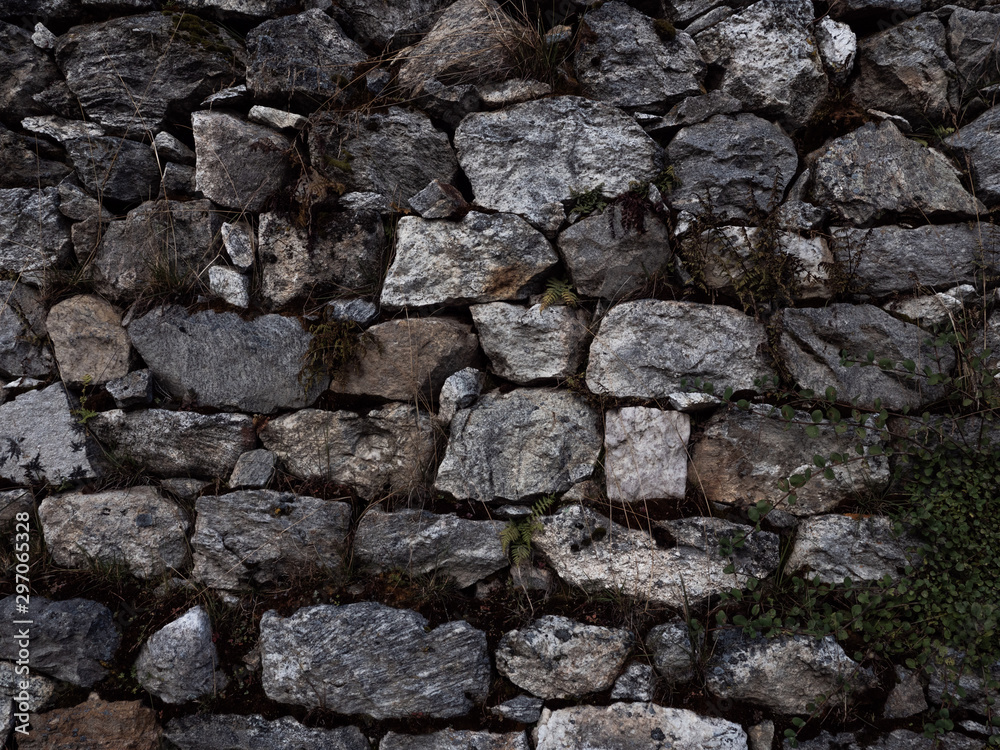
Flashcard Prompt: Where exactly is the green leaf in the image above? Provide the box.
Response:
[811,409,823,424]
[805,425,820,438]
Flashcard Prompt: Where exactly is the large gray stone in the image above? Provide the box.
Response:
[0,123,70,189]
[128,306,328,413]
[471,303,590,383]
[777,303,956,410]
[557,204,671,298]
[695,0,827,130]
[135,607,226,704]
[191,490,351,590]
[786,515,918,584]
[0,187,72,284]
[246,9,366,105]
[434,389,602,502]
[809,121,983,226]
[260,603,490,717]
[586,300,775,398]
[164,716,370,750]
[164,714,370,750]
[0,21,60,121]
[851,13,958,125]
[353,507,506,588]
[535,703,748,750]
[259,403,435,499]
[646,621,703,684]
[310,107,458,203]
[791,729,982,750]
[0,383,97,484]
[496,616,633,699]
[707,631,876,714]
[830,223,1000,297]
[337,0,448,48]
[91,199,222,300]
[381,213,558,308]
[382,730,528,750]
[0,281,54,380]
[64,136,161,204]
[604,407,690,502]
[257,210,384,309]
[0,596,119,687]
[534,505,779,606]
[46,295,130,385]
[575,2,704,113]
[946,105,1000,205]
[39,487,188,579]
[192,112,291,212]
[690,403,890,516]
[949,8,1000,95]
[395,0,532,97]
[455,96,662,232]
[55,12,244,135]
[330,317,480,401]
[87,409,255,480]
[667,114,798,222]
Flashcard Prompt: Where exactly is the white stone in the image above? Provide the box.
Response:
[208,266,250,308]
[221,221,255,271]
[816,17,856,84]
[21,116,104,142]
[249,105,307,131]
[604,407,690,501]
[31,23,57,50]
[884,292,964,327]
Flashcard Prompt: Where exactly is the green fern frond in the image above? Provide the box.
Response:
[540,279,579,312]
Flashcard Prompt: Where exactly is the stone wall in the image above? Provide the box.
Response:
[0,0,999,748]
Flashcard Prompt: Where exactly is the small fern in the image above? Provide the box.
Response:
[500,494,557,566]
[568,184,609,218]
[540,279,579,312]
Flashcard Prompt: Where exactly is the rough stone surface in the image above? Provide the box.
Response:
[128,306,327,413]
[575,2,704,113]
[192,490,351,590]
[809,121,983,226]
[408,179,469,219]
[471,303,590,383]
[884,666,929,719]
[439,367,485,424]
[222,221,255,271]
[0,21,59,121]
[653,90,743,130]
[0,187,72,283]
[260,403,435,499]
[14,694,159,750]
[192,112,291,212]
[88,409,255,479]
[327,298,379,326]
[777,303,957,410]
[331,317,479,401]
[354,507,506,588]
[707,632,876,715]
[455,96,662,232]
[54,12,244,134]
[690,403,890,516]
[586,300,775,398]
[695,0,827,129]
[382,213,558,308]
[611,662,656,701]
[92,199,221,300]
[310,108,458,203]
[135,607,226,704]
[257,210,384,309]
[260,603,490,717]
[786,515,917,584]
[926,651,1000,714]
[435,389,602,502]
[851,13,958,125]
[249,105,306,131]
[0,124,70,189]
[46,295,129,385]
[831,223,1000,297]
[395,0,532,97]
[64,136,161,204]
[0,281,54,380]
[647,621,702,684]
[535,703,749,750]
[949,8,1000,94]
[40,487,188,578]
[246,9,365,105]
[604,407,690,501]
[104,369,152,408]
[164,714,370,750]
[496,616,633,699]
[0,596,120,687]
[791,729,982,750]
[946,105,1000,205]
[557,206,671,298]
[229,449,277,488]
[208,266,250,308]
[534,505,779,606]
[0,383,97,484]
[491,696,544,724]
[383,731,528,750]
[816,17,856,84]
[337,0,448,49]
[667,114,798,222]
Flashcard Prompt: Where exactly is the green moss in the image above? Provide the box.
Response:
[653,18,676,43]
